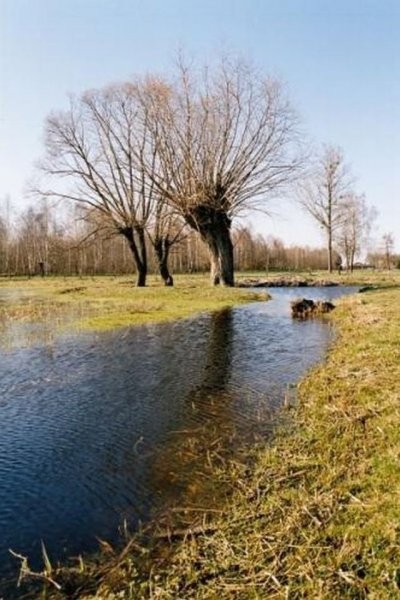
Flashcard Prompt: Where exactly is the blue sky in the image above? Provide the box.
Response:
[1,0,399,250]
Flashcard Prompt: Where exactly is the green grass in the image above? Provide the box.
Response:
[28,282,400,599]
[1,270,398,336]
[0,274,267,335]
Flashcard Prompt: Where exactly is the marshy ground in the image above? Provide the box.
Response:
[0,274,267,338]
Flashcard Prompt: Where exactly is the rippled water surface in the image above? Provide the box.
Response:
[0,286,358,594]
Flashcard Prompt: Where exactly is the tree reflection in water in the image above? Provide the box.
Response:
[148,309,244,517]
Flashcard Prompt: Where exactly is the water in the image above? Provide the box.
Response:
[0,286,357,595]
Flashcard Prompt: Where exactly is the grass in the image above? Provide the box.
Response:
[0,269,397,336]
[0,274,267,336]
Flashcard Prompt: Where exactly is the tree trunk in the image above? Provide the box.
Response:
[350,249,355,273]
[185,205,234,287]
[209,251,221,285]
[207,237,221,285]
[215,226,234,286]
[136,265,147,287]
[120,226,147,287]
[327,229,333,273]
[154,237,174,286]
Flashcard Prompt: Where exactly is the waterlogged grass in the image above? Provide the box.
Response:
[81,287,266,331]
[30,284,400,599]
[0,275,267,336]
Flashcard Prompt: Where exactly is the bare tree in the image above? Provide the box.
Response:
[337,194,377,272]
[0,196,13,276]
[382,232,395,269]
[146,198,187,286]
[4,196,364,276]
[11,201,55,276]
[39,85,160,286]
[298,146,352,273]
[137,59,302,286]
[0,215,8,274]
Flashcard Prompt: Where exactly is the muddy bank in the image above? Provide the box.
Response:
[237,277,340,288]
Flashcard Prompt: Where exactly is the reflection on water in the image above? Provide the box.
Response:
[0,286,358,594]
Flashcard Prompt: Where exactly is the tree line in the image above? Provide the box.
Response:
[0,198,397,278]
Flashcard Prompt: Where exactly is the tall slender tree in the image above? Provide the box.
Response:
[298,146,352,272]
[382,232,395,269]
[337,193,376,271]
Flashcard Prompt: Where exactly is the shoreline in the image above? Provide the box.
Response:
[237,277,341,287]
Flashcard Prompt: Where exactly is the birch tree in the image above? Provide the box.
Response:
[298,146,352,273]
[337,194,376,271]
[382,232,395,269]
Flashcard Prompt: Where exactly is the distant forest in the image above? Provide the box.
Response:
[0,200,397,278]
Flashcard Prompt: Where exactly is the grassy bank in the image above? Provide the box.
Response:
[0,275,266,335]
[31,283,400,599]
[235,268,400,287]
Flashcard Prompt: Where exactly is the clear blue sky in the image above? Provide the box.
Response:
[1,0,399,251]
